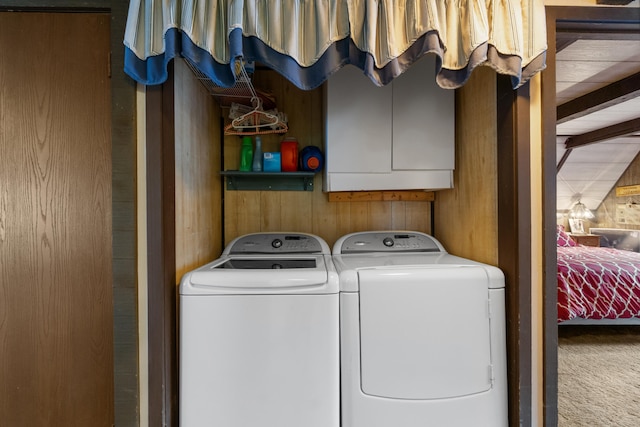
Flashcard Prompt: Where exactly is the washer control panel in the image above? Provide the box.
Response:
[227,233,326,254]
[336,232,444,254]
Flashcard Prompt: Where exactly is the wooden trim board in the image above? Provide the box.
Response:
[328,191,435,202]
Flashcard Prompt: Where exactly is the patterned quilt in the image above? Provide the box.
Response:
[557,245,640,322]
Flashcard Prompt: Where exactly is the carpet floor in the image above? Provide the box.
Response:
[558,326,640,427]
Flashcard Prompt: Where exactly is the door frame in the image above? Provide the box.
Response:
[495,75,533,426]
[542,6,640,427]
[145,65,178,427]
[143,26,548,427]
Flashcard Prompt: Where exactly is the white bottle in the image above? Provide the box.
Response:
[252,136,263,172]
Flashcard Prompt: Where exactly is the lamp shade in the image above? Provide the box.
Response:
[569,201,594,220]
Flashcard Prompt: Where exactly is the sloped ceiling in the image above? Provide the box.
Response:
[555,38,640,212]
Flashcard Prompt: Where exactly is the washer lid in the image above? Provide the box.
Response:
[180,254,338,295]
[214,258,318,269]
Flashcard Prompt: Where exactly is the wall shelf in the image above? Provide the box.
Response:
[221,171,315,191]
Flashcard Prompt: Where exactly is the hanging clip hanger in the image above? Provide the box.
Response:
[224,59,288,136]
[224,97,288,135]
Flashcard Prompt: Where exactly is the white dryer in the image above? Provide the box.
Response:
[333,231,508,427]
[179,232,339,427]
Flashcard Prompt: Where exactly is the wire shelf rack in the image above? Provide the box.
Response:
[184,58,277,110]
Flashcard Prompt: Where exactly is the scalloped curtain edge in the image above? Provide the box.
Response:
[123,1,547,90]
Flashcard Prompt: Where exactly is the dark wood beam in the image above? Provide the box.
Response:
[556,38,577,54]
[556,19,640,41]
[543,10,560,427]
[146,64,178,427]
[556,148,573,174]
[497,75,532,427]
[565,117,640,149]
[558,72,640,123]
[596,0,635,4]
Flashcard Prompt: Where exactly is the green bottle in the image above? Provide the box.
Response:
[239,137,253,171]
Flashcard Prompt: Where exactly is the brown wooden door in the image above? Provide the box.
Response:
[0,12,114,426]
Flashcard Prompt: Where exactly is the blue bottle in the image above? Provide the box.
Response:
[299,146,324,172]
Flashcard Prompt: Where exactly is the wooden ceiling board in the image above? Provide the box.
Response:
[559,164,632,181]
[557,99,640,134]
[556,39,640,62]
[556,39,640,100]
[557,179,620,197]
[557,180,621,210]
[556,82,603,104]
[563,138,640,163]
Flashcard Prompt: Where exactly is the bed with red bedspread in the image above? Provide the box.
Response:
[557,225,640,322]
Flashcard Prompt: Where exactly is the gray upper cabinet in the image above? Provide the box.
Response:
[324,55,455,192]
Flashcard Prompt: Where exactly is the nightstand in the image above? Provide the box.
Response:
[569,234,601,247]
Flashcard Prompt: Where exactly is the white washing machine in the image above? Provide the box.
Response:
[333,231,508,427]
[179,232,339,427]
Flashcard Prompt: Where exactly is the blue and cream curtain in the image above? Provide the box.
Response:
[124,0,547,90]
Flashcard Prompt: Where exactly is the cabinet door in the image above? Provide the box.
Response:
[392,55,455,170]
[326,66,392,173]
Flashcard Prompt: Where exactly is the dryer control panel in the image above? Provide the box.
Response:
[335,231,445,254]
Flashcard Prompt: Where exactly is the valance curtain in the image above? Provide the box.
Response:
[124,0,547,90]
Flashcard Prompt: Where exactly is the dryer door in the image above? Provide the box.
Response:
[358,266,493,399]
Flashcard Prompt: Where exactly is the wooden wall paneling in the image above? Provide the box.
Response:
[405,201,432,234]
[435,67,498,265]
[596,152,640,228]
[391,201,408,229]
[236,192,262,235]
[308,77,334,240]
[174,59,223,279]
[308,79,325,149]
[260,191,283,231]
[369,201,393,230]
[333,202,354,244]
[0,12,114,425]
[349,201,370,232]
[263,69,316,234]
[311,176,338,242]
[223,134,240,244]
[281,190,315,233]
[222,69,433,248]
[224,135,242,172]
[261,69,318,145]
[223,191,240,243]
